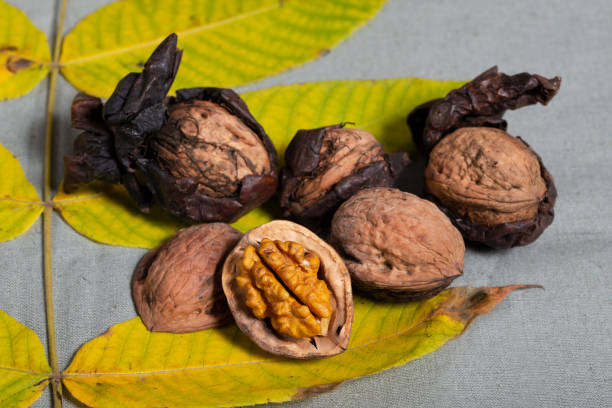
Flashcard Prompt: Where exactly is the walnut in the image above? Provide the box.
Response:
[132,223,242,333]
[235,239,332,338]
[64,33,278,223]
[424,128,556,248]
[222,220,352,358]
[426,127,547,225]
[152,100,272,198]
[330,187,464,300]
[279,124,409,225]
[407,67,559,248]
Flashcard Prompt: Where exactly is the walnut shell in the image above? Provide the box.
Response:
[279,124,409,225]
[425,127,556,248]
[222,220,353,359]
[330,187,464,300]
[132,223,242,333]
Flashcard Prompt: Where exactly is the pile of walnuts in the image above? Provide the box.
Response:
[64,35,560,358]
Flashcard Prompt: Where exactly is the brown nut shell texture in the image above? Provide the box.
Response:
[331,187,464,300]
[426,128,556,248]
[132,223,242,333]
[280,124,409,223]
[222,220,353,359]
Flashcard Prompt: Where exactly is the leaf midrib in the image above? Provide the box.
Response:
[0,365,49,377]
[60,2,284,66]
[63,307,460,379]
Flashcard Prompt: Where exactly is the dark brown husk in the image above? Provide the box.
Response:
[279,124,409,226]
[64,34,278,223]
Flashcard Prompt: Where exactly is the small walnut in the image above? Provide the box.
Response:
[222,220,353,358]
[330,187,464,300]
[236,239,332,338]
[426,127,547,226]
[280,124,409,225]
[132,223,242,333]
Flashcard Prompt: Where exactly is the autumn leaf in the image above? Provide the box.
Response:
[54,77,462,248]
[0,143,44,242]
[53,181,189,249]
[60,0,388,98]
[0,309,52,407]
[62,285,539,408]
[0,0,51,99]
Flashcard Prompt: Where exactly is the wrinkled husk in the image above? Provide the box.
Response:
[279,124,409,226]
[222,220,353,359]
[407,66,561,153]
[64,34,278,223]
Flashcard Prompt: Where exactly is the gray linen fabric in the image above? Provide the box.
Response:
[1,0,610,407]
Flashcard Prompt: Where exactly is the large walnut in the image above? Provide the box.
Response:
[426,127,547,226]
[407,67,560,248]
[279,124,409,225]
[330,187,464,300]
[222,220,353,359]
[132,223,242,333]
[64,34,278,223]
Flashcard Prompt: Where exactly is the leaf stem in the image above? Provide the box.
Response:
[44,0,68,406]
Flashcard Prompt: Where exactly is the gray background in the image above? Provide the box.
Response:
[1,0,611,407]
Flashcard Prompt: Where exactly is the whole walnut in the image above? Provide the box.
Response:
[279,124,409,225]
[132,223,242,333]
[64,34,278,223]
[330,187,464,300]
[407,66,560,248]
[222,220,353,359]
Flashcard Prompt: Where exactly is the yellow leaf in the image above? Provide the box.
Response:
[55,77,461,248]
[60,0,388,98]
[242,77,465,158]
[0,309,51,407]
[0,143,44,242]
[53,181,189,249]
[0,0,51,99]
[62,285,536,408]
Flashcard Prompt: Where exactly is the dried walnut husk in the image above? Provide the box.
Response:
[331,187,464,300]
[222,220,353,359]
[279,124,409,224]
[407,66,560,248]
[407,66,561,153]
[132,223,242,333]
[64,34,278,223]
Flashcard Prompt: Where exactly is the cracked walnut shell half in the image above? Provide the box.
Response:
[331,188,464,300]
[132,223,242,333]
[222,220,353,359]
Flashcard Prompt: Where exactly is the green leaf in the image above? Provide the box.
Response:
[62,285,537,408]
[0,309,51,407]
[55,77,461,248]
[0,143,44,242]
[0,0,51,99]
[60,0,388,98]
